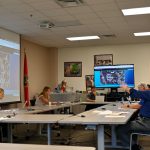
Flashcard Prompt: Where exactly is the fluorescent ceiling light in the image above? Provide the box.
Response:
[66,36,100,41]
[122,7,150,16]
[134,32,150,36]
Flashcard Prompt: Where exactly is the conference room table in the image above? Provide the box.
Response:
[81,101,111,105]
[0,101,111,116]
[0,101,109,117]
[0,143,95,150]
[1,114,72,145]
[59,103,137,150]
[0,101,81,115]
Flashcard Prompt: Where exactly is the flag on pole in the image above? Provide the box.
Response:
[24,52,29,107]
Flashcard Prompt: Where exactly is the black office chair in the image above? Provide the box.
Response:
[0,126,3,142]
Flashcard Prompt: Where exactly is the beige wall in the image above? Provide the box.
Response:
[21,39,58,101]
[58,43,150,91]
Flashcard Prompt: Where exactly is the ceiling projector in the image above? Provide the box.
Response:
[39,21,55,29]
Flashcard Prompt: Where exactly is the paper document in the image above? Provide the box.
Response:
[111,111,129,116]
[92,110,112,115]
[92,110,129,116]
[0,117,11,121]
[105,115,126,118]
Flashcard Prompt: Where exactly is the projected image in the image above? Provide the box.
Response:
[0,28,20,104]
[0,52,10,88]
[0,49,20,103]
[100,70,125,85]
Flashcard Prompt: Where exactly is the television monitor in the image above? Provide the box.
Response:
[94,64,135,88]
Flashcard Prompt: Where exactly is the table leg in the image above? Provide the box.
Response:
[7,123,13,143]
[97,125,104,150]
[37,124,42,135]
[111,125,117,147]
[47,123,51,145]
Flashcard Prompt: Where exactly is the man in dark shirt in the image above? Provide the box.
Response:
[117,86,150,148]
[85,86,98,111]
[87,86,96,101]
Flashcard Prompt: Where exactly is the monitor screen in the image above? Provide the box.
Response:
[94,64,135,88]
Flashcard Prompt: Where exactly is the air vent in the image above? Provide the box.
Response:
[55,0,84,7]
[101,34,116,38]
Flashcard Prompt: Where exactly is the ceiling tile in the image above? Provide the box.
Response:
[73,12,98,20]
[85,0,115,5]
[116,0,147,9]
[90,3,119,12]
[40,9,68,17]
[79,18,104,25]
[50,14,76,22]
[65,6,93,15]
[102,17,126,23]
[27,1,61,9]
[96,10,123,18]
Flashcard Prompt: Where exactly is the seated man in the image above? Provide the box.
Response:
[138,83,147,91]
[116,85,150,149]
[87,86,96,102]
[85,86,100,111]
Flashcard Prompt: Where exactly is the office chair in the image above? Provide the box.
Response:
[130,132,150,150]
[0,126,3,142]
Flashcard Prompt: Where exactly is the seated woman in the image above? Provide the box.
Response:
[36,86,51,106]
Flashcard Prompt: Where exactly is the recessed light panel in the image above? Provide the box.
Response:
[122,7,150,16]
[134,32,150,36]
[66,36,100,41]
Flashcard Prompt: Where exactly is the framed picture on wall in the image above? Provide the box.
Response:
[94,54,113,66]
[85,75,94,91]
[64,62,82,77]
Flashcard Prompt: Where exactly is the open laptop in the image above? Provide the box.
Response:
[95,95,105,102]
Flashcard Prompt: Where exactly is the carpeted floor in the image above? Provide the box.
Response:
[12,125,150,150]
